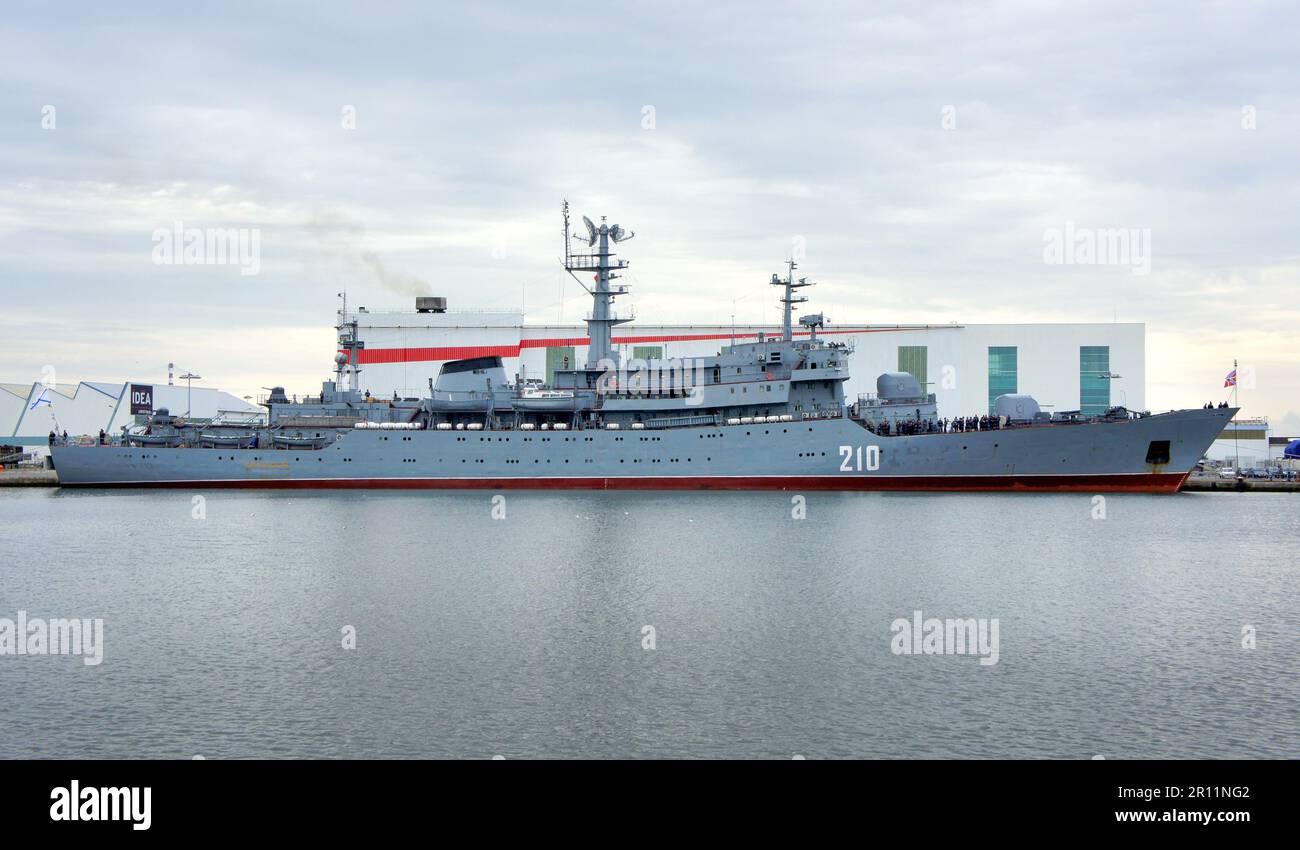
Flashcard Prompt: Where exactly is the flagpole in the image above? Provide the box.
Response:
[1233,358,1239,474]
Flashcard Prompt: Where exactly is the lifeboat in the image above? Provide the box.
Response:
[127,433,181,448]
[511,389,595,413]
[199,433,258,449]
[272,434,331,449]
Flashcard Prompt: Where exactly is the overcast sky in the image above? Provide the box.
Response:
[2,1,1297,427]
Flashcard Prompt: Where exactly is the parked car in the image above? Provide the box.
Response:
[1218,467,1237,479]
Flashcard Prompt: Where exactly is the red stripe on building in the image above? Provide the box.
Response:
[347,327,933,365]
[519,337,590,348]
[349,345,522,365]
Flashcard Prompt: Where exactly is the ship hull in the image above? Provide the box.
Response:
[56,472,1189,492]
[50,407,1231,493]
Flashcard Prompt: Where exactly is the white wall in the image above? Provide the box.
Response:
[350,310,523,398]
[954,324,1145,416]
[1205,438,1273,466]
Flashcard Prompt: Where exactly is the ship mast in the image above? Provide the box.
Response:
[562,200,635,369]
[335,291,362,394]
[772,258,813,342]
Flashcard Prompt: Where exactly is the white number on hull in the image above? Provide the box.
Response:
[838,445,881,472]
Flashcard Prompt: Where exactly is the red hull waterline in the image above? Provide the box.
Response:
[67,472,1192,493]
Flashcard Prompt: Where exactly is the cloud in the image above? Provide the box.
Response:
[0,0,1296,419]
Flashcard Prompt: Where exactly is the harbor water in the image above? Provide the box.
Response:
[1,488,1295,759]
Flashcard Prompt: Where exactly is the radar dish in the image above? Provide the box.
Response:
[582,216,597,247]
[610,224,635,242]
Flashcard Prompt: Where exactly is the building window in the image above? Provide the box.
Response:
[632,345,663,362]
[897,345,928,388]
[1080,345,1111,415]
[987,346,1018,414]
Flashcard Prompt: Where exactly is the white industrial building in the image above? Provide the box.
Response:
[343,304,1146,421]
[1,381,260,453]
[1204,419,1295,466]
[1,304,1151,454]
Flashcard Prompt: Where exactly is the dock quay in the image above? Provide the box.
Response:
[1183,472,1300,492]
[0,468,59,486]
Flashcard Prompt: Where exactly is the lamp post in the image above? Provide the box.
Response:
[179,372,201,417]
[730,293,750,350]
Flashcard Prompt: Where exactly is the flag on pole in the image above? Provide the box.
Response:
[1224,368,1237,388]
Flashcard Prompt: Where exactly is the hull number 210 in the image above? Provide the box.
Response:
[838,445,881,472]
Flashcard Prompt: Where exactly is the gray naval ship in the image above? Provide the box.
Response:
[52,204,1232,492]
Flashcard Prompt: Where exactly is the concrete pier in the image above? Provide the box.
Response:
[0,469,59,486]
[1183,473,1300,492]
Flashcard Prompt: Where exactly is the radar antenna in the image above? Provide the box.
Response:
[560,202,635,369]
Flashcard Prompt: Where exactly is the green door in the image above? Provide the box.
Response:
[546,346,576,384]
[897,346,928,387]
